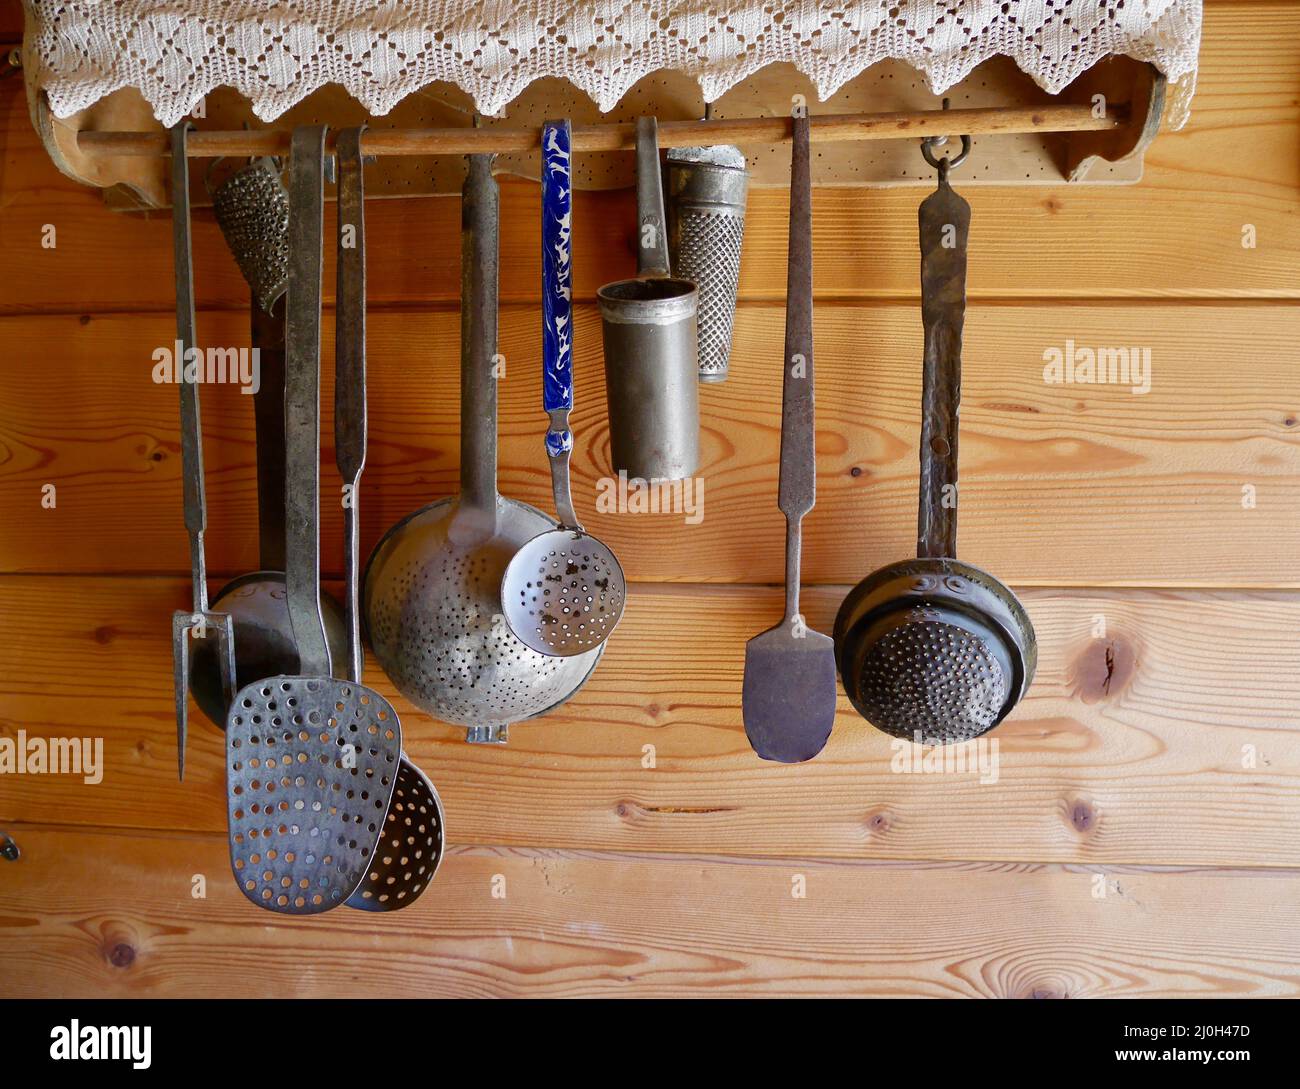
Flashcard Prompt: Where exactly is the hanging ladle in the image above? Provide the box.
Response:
[833,130,1036,744]
[502,119,626,657]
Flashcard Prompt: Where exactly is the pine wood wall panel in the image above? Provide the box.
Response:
[3,828,1298,998]
[0,305,1293,584]
[2,578,1297,868]
[0,0,1297,1000]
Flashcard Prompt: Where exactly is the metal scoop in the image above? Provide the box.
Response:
[741,113,838,764]
[598,116,700,482]
[170,121,236,781]
[330,128,445,911]
[363,153,603,745]
[225,125,401,915]
[189,153,346,729]
[502,119,626,658]
[833,137,1036,745]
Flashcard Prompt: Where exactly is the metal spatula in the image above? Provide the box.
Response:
[741,113,838,764]
[225,125,401,915]
[170,121,236,782]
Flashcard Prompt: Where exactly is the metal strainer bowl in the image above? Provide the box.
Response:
[363,153,602,743]
[834,558,1034,744]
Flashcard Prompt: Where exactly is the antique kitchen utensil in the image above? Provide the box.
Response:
[225,125,401,915]
[741,113,837,765]
[834,135,1036,745]
[190,153,346,728]
[666,120,748,383]
[502,119,626,658]
[170,120,236,781]
[598,116,700,481]
[333,128,445,912]
[364,152,602,745]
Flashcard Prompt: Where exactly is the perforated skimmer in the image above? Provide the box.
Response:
[333,128,444,912]
[225,126,401,915]
[833,139,1035,745]
[502,119,625,658]
[363,153,603,744]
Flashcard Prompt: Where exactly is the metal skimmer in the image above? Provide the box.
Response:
[225,126,400,915]
[833,135,1036,745]
[170,121,235,781]
[332,128,445,911]
[364,153,602,744]
[503,119,626,658]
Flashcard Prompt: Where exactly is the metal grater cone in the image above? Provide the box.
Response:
[211,158,290,314]
[667,145,748,383]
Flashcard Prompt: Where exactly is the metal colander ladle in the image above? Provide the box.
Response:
[502,119,626,658]
[225,126,401,915]
[833,136,1036,746]
[363,152,603,744]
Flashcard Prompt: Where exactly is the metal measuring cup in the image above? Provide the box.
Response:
[598,117,700,482]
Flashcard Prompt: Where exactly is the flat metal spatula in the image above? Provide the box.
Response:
[741,113,837,764]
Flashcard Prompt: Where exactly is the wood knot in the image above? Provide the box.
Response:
[866,809,891,835]
[1069,799,1097,834]
[108,942,136,968]
[1072,636,1136,704]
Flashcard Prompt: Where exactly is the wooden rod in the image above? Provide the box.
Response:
[77,104,1123,159]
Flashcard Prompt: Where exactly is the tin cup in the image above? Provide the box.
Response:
[598,117,700,482]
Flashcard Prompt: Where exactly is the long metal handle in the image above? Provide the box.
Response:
[459,153,500,516]
[335,126,367,685]
[284,124,331,678]
[541,119,580,530]
[251,301,287,572]
[171,122,211,614]
[778,113,815,621]
[916,164,970,560]
[634,116,671,278]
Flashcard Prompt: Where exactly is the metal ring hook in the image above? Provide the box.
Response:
[920,97,971,174]
[921,132,971,172]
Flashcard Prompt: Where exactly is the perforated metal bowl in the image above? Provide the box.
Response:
[833,558,1035,744]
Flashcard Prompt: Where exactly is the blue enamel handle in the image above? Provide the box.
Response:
[541,119,573,456]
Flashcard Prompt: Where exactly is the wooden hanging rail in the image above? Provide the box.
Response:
[76,104,1123,160]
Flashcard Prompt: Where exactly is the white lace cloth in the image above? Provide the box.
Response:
[25,1,1201,127]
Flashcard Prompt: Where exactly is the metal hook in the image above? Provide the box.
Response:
[920,98,972,174]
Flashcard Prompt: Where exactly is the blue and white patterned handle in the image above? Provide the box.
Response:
[541,119,574,458]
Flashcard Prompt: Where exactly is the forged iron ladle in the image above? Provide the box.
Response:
[833,133,1036,745]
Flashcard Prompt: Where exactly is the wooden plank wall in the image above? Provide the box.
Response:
[0,2,1298,998]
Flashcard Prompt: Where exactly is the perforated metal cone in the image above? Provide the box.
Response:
[502,529,625,657]
[346,755,444,912]
[667,147,747,382]
[226,675,402,914]
[852,614,1008,744]
[212,159,290,313]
